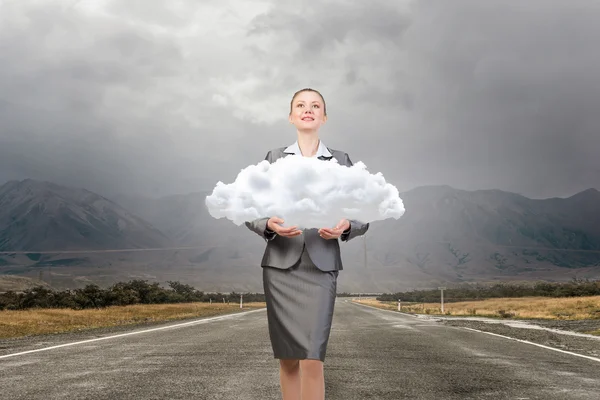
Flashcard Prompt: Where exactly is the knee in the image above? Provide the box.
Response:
[299,359,323,378]
[279,359,300,373]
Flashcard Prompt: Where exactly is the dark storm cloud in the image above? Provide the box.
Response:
[243,0,600,198]
[247,0,410,56]
[0,0,242,197]
[403,0,600,198]
[0,0,598,199]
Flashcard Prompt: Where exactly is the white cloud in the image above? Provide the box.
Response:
[204,155,405,229]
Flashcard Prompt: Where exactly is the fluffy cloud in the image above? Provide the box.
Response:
[205,156,405,229]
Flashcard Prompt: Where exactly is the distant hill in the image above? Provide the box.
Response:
[0,179,171,251]
[1,179,599,292]
[112,185,600,291]
[362,185,600,284]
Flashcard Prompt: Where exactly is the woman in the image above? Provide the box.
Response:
[245,88,369,400]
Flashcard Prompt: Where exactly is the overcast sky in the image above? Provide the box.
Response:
[1,0,599,200]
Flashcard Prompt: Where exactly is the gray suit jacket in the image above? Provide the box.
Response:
[245,146,370,271]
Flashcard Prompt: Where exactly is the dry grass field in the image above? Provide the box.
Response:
[353,296,600,320]
[0,302,266,339]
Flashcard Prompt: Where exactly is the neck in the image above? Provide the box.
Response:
[297,133,320,157]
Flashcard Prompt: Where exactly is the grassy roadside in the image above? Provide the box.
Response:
[352,296,600,335]
[0,302,266,339]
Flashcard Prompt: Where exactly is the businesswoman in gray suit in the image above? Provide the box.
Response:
[245,88,369,400]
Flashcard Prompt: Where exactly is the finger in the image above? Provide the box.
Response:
[319,231,333,239]
[279,226,299,233]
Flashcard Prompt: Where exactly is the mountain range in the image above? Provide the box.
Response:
[1,179,599,293]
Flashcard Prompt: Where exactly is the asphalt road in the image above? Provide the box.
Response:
[1,300,599,399]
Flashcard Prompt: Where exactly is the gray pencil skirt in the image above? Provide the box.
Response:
[262,245,339,362]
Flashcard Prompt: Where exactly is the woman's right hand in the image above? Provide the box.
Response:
[267,216,303,237]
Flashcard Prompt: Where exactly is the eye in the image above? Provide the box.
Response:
[313,104,320,108]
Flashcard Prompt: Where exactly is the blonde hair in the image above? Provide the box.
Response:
[289,88,327,116]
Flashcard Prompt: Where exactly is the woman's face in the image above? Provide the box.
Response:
[289,90,327,131]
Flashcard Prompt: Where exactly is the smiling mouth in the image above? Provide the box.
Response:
[302,118,314,121]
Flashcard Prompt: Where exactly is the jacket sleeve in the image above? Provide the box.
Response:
[245,217,277,242]
[244,151,277,242]
[340,152,370,242]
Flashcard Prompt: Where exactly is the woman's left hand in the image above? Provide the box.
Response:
[318,218,350,240]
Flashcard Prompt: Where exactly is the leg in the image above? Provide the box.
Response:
[300,359,325,400]
[279,359,301,400]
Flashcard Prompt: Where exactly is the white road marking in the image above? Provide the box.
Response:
[0,308,265,360]
[350,300,600,363]
[460,327,600,363]
[423,316,600,341]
